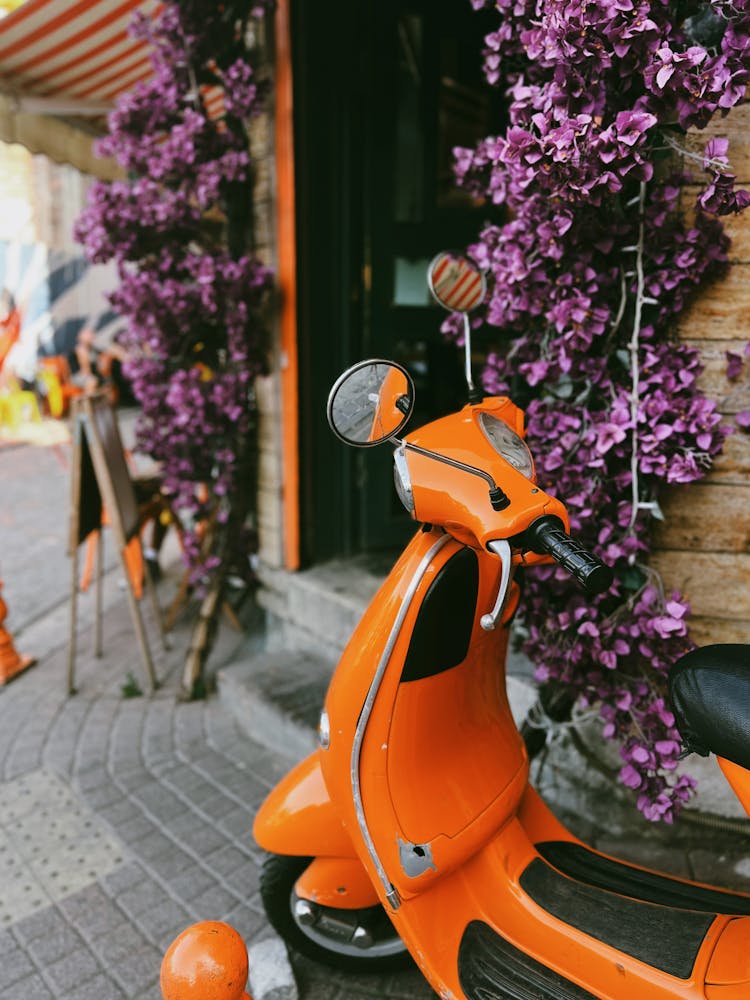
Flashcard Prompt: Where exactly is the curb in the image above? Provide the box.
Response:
[248,936,299,1000]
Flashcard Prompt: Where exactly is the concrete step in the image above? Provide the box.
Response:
[217,649,329,761]
[256,555,395,662]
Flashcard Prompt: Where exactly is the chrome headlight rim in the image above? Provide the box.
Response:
[478,412,534,478]
[393,445,415,515]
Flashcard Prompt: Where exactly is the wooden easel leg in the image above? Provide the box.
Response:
[95,529,103,657]
[122,564,158,694]
[68,546,79,696]
[143,550,170,652]
[164,572,191,632]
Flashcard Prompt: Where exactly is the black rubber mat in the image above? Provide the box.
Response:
[537,840,750,914]
[458,920,598,1000]
[520,858,714,979]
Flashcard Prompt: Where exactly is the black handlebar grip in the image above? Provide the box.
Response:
[524,516,614,595]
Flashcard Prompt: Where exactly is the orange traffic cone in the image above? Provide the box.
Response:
[161,921,252,1000]
[0,580,35,686]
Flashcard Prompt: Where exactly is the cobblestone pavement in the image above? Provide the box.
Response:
[0,593,435,1000]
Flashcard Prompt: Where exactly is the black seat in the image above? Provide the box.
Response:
[669,644,750,768]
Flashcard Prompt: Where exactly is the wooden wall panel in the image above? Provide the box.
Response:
[708,429,750,484]
[650,552,750,620]
[689,616,750,646]
[676,265,750,342]
[654,483,750,552]
[684,105,750,182]
[681,338,750,414]
[657,105,750,643]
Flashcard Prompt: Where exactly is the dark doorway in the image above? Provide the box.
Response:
[292,0,496,565]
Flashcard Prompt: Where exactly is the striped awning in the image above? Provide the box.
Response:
[0,0,223,120]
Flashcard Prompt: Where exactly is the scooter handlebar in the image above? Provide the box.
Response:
[523,516,613,595]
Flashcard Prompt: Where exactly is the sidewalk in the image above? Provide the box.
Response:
[0,561,435,1000]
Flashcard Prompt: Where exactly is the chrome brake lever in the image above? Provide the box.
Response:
[480,539,513,631]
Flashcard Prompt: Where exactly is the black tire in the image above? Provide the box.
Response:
[259,853,412,972]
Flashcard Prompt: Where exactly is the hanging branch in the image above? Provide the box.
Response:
[452,0,749,821]
[75,1,274,698]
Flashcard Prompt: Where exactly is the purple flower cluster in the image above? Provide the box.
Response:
[455,0,750,818]
[75,1,273,591]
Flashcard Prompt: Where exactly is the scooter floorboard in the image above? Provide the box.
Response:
[457,836,750,999]
[520,857,713,978]
[537,840,750,915]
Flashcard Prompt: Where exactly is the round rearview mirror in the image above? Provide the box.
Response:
[327,360,414,448]
[428,251,486,314]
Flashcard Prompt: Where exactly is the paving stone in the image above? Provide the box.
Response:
[134,982,163,1000]
[10,905,69,945]
[102,862,148,897]
[192,789,240,821]
[163,864,219,904]
[60,886,129,940]
[115,814,157,845]
[131,784,186,823]
[141,847,195,883]
[223,860,261,900]
[128,829,176,862]
[203,844,254,879]
[0,947,37,992]
[188,883,242,918]
[44,946,103,995]
[82,783,127,810]
[97,798,146,828]
[175,821,230,856]
[109,941,162,998]
[0,927,17,954]
[132,899,191,943]
[73,766,111,794]
[222,902,267,944]
[691,848,750,892]
[161,766,212,798]
[113,770,152,794]
[89,923,151,968]
[218,806,255,840]
[2,972,54,1000]
[116,878,172,919]
[25,921,85,965]
[59,972,127,1000]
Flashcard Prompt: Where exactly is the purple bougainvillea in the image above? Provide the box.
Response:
[75,2,273,597]
[455,0,750,820]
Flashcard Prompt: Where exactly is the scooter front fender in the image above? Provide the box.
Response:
[253,751,357,858]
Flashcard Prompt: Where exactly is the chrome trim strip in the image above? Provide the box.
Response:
[350,531,452,910]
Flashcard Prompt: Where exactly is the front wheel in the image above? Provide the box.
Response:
[259,853,411,972]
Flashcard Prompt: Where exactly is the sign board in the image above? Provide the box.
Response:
[69,393,139,555]
[67,392,162,695]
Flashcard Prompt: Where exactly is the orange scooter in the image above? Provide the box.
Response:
[254,252,750,999]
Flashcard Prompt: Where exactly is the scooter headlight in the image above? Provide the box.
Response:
[393,445,415,515]
[479,413,534,478]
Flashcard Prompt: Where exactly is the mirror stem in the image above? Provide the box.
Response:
[463,313,475,394]
[463,314,483,404]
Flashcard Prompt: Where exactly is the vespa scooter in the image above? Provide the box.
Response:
[254,251,750,999]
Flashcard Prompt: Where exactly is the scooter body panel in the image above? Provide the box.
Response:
[717,756,750,819]
[319,526,530,901]
[253,751,355,859]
